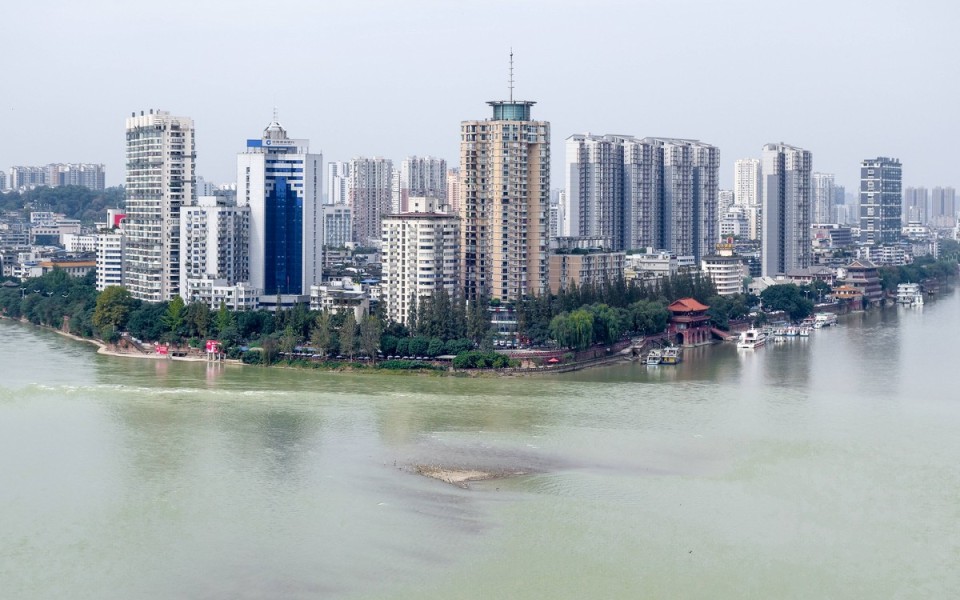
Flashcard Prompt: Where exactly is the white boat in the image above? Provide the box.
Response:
[646,349,663,365]
[737,329,768,349]
[896,283,924,306]
[814,312,838,328]
[798,327,811,337]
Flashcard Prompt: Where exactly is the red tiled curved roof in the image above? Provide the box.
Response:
[668,297,709,312]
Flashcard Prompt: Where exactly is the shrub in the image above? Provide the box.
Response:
[378,359,439,370]
[452,350,518,369]
[241,349,262,365]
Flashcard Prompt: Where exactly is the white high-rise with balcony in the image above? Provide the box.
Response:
[812,173,836,225]
[381,207,460,326]
[326,161,351,206]
[123,110,195,302]
[734,158,762,240]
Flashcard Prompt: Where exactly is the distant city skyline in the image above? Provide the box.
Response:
[1,1,957,193]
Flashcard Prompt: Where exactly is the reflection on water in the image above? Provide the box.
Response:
[2,291,960,599]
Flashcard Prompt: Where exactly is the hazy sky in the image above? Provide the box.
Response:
[2,0,956,192]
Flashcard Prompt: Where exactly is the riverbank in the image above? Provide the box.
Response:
[0,316,222,364]
[1,315,654,375]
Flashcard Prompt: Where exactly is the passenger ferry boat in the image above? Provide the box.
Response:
[737,329,768,349]
[646,349,663,365]
[661,347,683,364]
[813,312,838,328]
[896,283,924,306]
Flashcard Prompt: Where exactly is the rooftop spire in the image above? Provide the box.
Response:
[509,48,514,102]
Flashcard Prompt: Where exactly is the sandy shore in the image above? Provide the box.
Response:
[414,465,527,488]
[50,328,214,362]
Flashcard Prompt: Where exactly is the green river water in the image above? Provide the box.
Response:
[1,291,959,599]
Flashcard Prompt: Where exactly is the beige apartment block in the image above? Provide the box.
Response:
[548,251,625,294]
[460,100,550,303]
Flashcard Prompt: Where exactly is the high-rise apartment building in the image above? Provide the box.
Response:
[8,166,46,191]
[47,163,106,190]
[381,208,460,326]
[931,186,956,224]
[400,156,447,213]
[322,203,352,248]
[179,196,250,285]
[903,187,928,224]
[326,161,351,206]
[761,143,812,276]
[460,98,550,302]
[812,173,836,225]
[445,168,461,215]
[623,137,718,258]
[8,164,105,191]
[564,134,624,247]
[348,157,393,247]
[123,110,195,302]
[734,158,762,240]
[95,232,124,292]
[859,157,902,245]
[717,190,735,218]
[565,135,718,259]
[237,119,322,297]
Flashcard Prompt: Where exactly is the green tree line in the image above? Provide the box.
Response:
[1,186,124,225]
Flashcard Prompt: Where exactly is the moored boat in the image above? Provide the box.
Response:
[661,347,682,364]
[814,312,838,328]
[646,349,663,365]
[896,282,924,306]
[737,329,768,349]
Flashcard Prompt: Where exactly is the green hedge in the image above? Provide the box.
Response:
[378,360,439,370]
[452,351,518,369]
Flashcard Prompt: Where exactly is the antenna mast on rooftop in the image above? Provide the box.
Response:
[509,48,514,102]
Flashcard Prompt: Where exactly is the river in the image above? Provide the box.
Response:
[1,291,959,599]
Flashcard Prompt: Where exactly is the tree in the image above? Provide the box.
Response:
[408,335,429,357]
[310,311,334,357]
[467,298,491,344]
[627,300,669,335]
[760,284,814,321]
[215,301,234,335]
[279,325,299,356]
[550,309,595,350]
[162,296,187,339]
[92,286,133,331]
[359,315,382,362]
[185,301,211,339]
[340,311,358,359]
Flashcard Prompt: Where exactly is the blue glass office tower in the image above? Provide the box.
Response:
[238,119,322,298]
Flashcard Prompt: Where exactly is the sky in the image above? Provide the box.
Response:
[1,0,956,193]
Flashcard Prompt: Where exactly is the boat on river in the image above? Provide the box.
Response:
[661,347,682,364]
[646,349,663,365]
[737,329,768,349]
[814,312,838,328]
[896,283,924,306]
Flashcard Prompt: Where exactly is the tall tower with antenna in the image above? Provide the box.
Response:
[459,52,551,302]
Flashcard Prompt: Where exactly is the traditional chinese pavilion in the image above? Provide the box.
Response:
[667,297,712,346]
